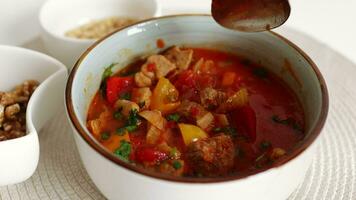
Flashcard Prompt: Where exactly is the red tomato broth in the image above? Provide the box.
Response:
[87,47,305,177]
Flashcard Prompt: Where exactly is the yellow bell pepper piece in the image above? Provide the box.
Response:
[151,77,180,114]
[102,131,130,152]
[178,123,208,145]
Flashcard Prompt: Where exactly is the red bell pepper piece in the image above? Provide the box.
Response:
[106,76,133,105]
[233,105,256,142]
[135,147,168,163]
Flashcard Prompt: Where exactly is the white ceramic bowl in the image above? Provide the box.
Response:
[66,15,328,200]
[39,0,161,68]
[0,45,67,186]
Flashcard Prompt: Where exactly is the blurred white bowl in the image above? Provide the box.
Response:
[39,0,160,69]
[0,45,67,186]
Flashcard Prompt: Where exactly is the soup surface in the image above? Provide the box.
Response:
[87,46,305,177]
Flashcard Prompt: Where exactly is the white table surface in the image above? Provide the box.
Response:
[1,0,355,64]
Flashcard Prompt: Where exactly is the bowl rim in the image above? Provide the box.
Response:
[38,0,161,44]
[65,14,329,183]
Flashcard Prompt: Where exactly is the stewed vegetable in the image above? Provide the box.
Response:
[87,46,304,177]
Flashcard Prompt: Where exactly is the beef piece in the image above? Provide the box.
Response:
[177,100,206,119]
[134,72,152,87]
[144,55,176,79]
[186,135,235,176]
[200,87,227,109]
[165,46,193,71]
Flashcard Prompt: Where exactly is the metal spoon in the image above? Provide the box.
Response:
[211,0,291,32]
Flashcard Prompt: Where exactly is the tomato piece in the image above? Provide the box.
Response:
[135,147,168,163]
[233,105,256,142]
[106,76,133,105]
[174,70,196,92]
[147,63,156,72]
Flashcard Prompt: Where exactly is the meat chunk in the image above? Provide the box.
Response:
[200,87,227,109]
[165,46,193,71]
[131,87,152,109]
[186,135,235,176]
[134,72,152,87]
[177,100,206,119]
[177,100,216,130]
[144,55,176,79]
[114,100,139,117]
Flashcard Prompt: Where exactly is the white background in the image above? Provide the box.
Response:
[1,0,355,63]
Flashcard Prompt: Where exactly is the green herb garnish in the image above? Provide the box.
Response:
[253,67,268,78]
[125,125,138,132]
[100,63,116,94]
[113,111,123,120]
[116,127,126,135]
[172,160,182,170]
[170,147,180,158]
[272,115,303,132]
[213,126,237,136]
[259,140,271,151]
[120,92,131,100]
[114,140,131,162]
[100,132,110,140]
[166,113,180,122]
[126,109,140,126]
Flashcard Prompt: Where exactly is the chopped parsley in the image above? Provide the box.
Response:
[259,140,271,151]
[272,115,303,132]
[102,63,115,81]
[170,147,180,158]
[166,113,180,122]
[100,132,110,140]
[172,160,182,170]
[114,140,131,162]
[116,127,126,135]
[100,63,116,93]
[125,125,138,132]
[253,67,268,78]
[127,109,140,127]
[113,111,123,120]
[120,92,131,100]
[213,126,237,136]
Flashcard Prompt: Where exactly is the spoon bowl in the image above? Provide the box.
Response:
[212,0,291,32]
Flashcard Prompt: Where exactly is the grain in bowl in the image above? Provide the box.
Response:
[65,16,138,39]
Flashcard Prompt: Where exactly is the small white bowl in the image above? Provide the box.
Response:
[0,45,67,186]
[39,0,161,68]
[66,15,328,200]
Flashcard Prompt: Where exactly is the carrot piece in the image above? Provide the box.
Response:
[222,72,236,86]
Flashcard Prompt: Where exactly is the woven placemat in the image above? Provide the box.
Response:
[1,28,355,200]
